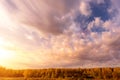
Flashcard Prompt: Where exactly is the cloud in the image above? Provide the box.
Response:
[1,0,80,35]
[79,1,91,16]
[0,0,120,69]
[1,0,114,35]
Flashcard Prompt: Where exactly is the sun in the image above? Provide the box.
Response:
[0,47,17,69]
[0,37,15,68]
[0,48,13,60]
[0,48,14,66]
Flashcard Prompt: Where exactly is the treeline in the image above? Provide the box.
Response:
[0,67,120,79]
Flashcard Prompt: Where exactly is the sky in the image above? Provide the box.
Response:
[0,0,120,69]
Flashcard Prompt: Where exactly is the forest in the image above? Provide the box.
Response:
[0,67,120,80]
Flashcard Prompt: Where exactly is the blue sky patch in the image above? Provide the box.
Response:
[90,0,111,21]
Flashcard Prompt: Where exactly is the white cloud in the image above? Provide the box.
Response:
[0,0,120,69]
[79,1,91,16]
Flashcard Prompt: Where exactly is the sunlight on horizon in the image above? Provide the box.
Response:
[0,48,16,68]
[0,0,120,69]
[0,37,16,68]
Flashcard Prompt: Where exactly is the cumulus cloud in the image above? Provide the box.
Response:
[0,0,120,69]
[79,1,91,16]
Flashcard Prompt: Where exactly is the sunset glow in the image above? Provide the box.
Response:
[0,48,15,67]
[0,0,120,69]
[0,37,15,68]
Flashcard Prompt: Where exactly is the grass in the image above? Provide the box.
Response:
[0,77,88,80]
[0,77,24,80]
[0,77,73,80]
[0,77,116,80]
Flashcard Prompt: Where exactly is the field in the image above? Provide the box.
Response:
[0,67,120,80]
[0,78,78,80]
[0,78,81,80]
[0,77,23,80]
[0,77,116,80]
[0,77,99,80]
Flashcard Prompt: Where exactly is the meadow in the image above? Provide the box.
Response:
[0,77,24,80]
[0,67,120,80]
[0,78,82,80]
[0,77,78,80]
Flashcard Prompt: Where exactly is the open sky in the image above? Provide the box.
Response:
[0,0,120,69]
